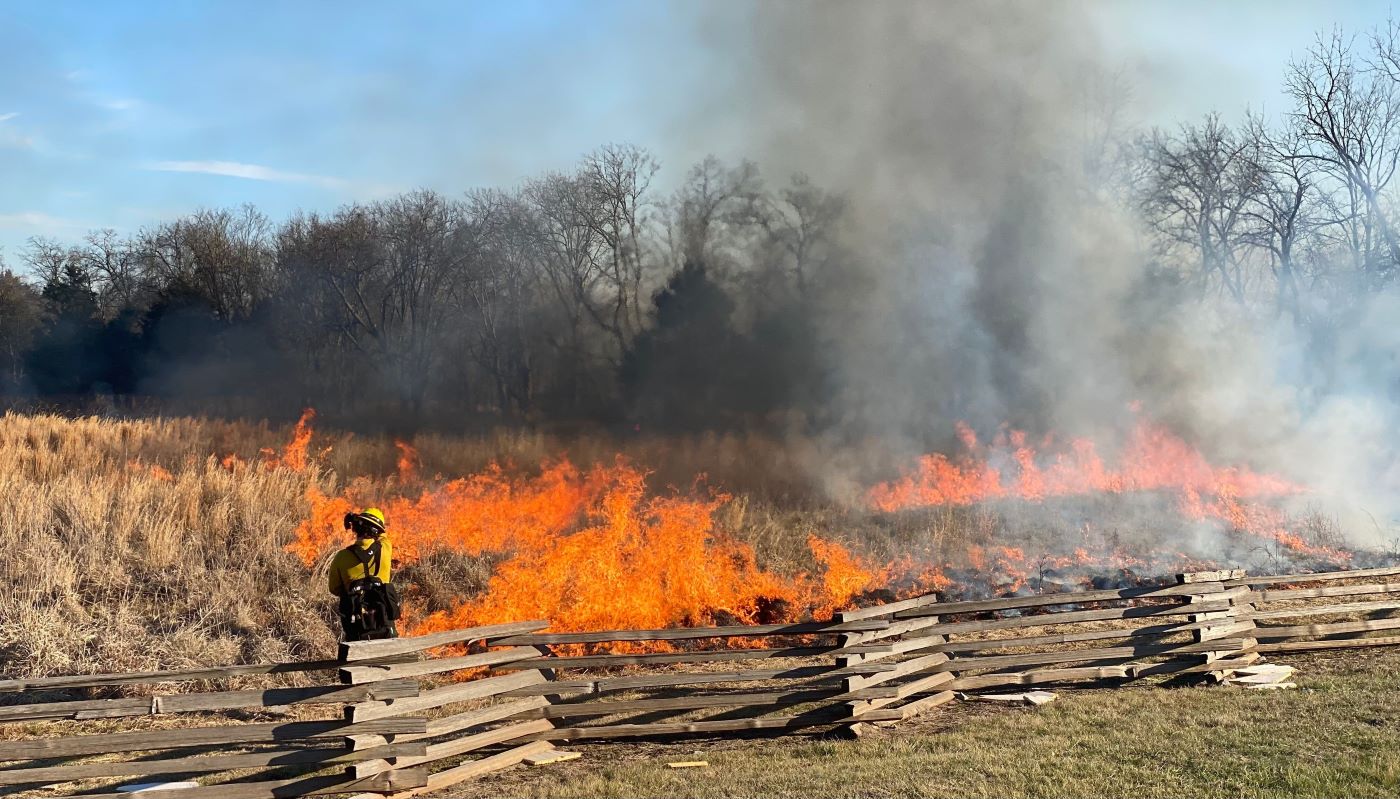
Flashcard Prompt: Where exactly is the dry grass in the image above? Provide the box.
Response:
[0,412,883,683]
[0,413,336,682]
[0,410,1351,686]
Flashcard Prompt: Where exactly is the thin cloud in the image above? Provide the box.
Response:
[0,212,86,231]
[0,113,33,149]
[147,160,345,189]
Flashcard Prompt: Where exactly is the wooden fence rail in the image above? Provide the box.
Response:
[5,566,1400,798]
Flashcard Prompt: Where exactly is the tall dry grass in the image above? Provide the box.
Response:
[0,412,1134,682]
[0,413,879,681]
[0,413,337,680]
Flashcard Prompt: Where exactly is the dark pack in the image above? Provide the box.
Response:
[342,540,402,641]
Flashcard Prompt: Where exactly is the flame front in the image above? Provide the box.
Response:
[290,457,887,637]
[279,409,1351,644]
[869,417,1348,563]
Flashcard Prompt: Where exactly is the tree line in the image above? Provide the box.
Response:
[4,26,1400,433]
[0,146,843,431]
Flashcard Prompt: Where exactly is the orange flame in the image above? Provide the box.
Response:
[126,461,174,482]
[869,417,1347,563]
[395,439,419,482]
[260,408,316,471]
[289,458,896,636]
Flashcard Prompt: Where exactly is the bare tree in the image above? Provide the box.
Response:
[277,191,474,416]
[23,237,91,290]
[460,189,548,415]
[72,230,146,319]
[742,173,845,297]
[138,205,276,320]
[1138,115,1263,303]
[666,155,761,270]
[579,144,660,349]
[1242,116,1320,319]
[1287,29,1400,274]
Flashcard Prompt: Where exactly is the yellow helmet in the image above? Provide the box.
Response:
[360,507,386,532]
[344,507,387,537]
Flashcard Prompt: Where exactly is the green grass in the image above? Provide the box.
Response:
[462,649,1400,799]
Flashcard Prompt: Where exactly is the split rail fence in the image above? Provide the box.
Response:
[3,564,1399,798]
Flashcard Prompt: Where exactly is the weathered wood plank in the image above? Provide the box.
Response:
[838,616,942,647]
[842,653,950,693]
[888,583,1225,620]
[0,655,423,694]
[894,598,1237,631]
[840,635,952,657]
[943,636,1251,674]
[0,743,427,786]
[338,621,549,662]
[1253,617,1400,640]
[1257,635,1400,653]
[498,666,873,696]
[858,689,956,722]
[941,642,1261,689]
[1178,569,1247,584]
[916,621,1204,656]
[1124,651,1261,678]
[0,717,427,760]
[488,620,888,645]
[835,593,941,622]
[499,665,857,697]
[348,670,547,722]
[846,670,954,703]
[1256,582,1400,602]
[381,741,553,799]
[519,708,852,741]
[0,663,315,693]
[338,648,536,685]
[0,680,419,723]
[353,719,555,779]
[1229,565,1400,587]
[947,665,1130,691]
[1250,599,1400,620]
[346,696,551,750]
[47,767,427,799]
[495,645,886,670]
[515,689,847,720]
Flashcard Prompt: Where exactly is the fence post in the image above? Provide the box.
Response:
[1178,569,1258,680]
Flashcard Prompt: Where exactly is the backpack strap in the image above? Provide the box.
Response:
[347,539,382,582]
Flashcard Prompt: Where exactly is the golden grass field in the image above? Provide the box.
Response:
[0,411,916,681]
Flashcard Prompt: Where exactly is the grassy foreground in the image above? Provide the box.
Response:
[463,649,1400,799]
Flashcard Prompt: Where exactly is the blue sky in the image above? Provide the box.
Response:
[1,0,1397,266]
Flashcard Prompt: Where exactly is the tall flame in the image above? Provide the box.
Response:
[394,439,419,482]
[289,457,888,635]
[259,408,316,471]
[276,408,1351,642]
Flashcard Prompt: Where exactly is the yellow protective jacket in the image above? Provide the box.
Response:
[329,536,392,597]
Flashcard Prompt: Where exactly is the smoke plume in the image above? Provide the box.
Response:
[712,0,1398,547]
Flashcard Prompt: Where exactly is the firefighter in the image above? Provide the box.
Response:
[329,508,400,641]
